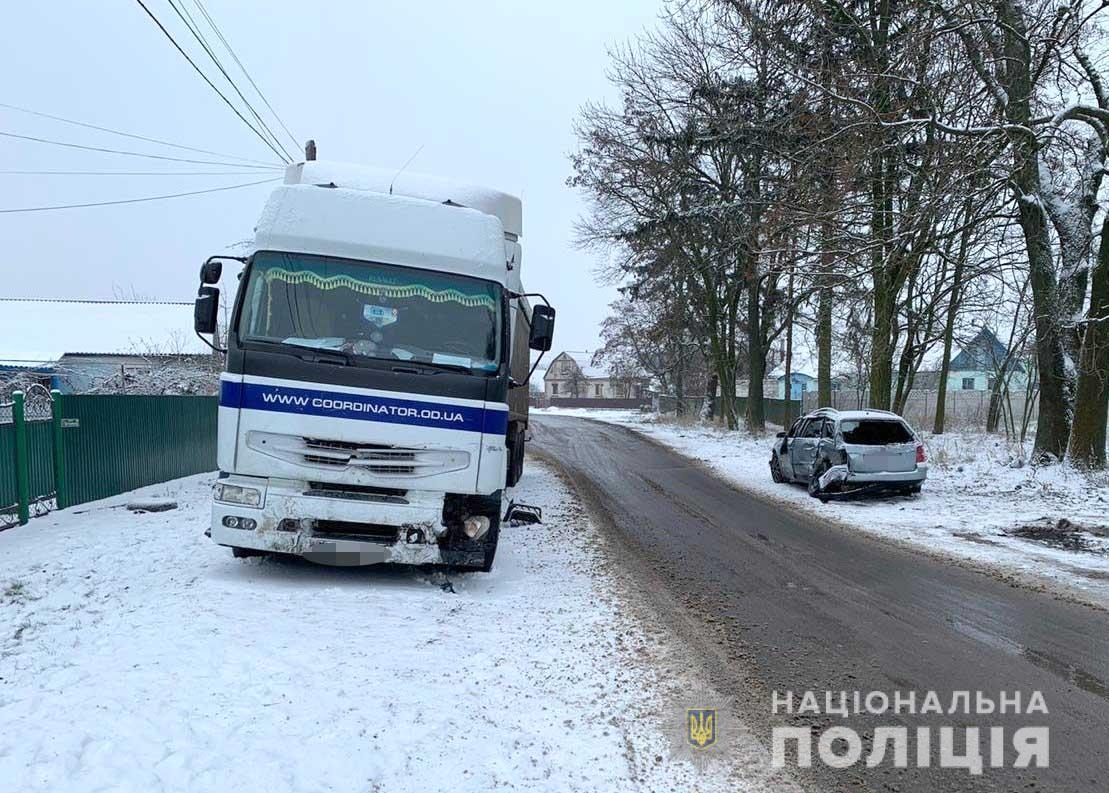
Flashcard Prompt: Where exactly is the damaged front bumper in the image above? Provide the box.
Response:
[210,474,452,566]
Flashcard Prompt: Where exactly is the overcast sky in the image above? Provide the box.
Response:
[1,0,659,354]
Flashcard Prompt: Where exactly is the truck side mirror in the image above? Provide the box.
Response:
[528,305,555,351]
[200,258,223,284]
[195,286,219,335]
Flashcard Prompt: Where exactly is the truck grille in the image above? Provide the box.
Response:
[304,437,419,474]
[312,520,398,544]
[246,431,469,478]
[304,481,408,503]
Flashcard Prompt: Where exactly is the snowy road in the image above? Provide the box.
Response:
[0,462,796,793]
[532,415,1109,793]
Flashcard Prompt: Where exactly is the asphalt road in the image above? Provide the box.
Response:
[532,415,1109,793]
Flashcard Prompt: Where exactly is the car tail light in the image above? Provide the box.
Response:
[915,442,926,464]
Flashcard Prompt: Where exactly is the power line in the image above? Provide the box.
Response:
[132,0,290,163]
[0,129,285,169]
[0,101,279,166]
[0,177,280,214]
[0,169,277,176]
[166,0,294,161]
[192,0,301,153]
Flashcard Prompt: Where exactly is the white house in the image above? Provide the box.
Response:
[542,351,647,400]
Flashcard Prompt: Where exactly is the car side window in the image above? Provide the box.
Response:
[822,420,835,438]
[800,419,822,438]
[787,420,804,438]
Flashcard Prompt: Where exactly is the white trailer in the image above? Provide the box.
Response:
[194,160,555,570]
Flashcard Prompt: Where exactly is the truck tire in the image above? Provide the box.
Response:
[477,521,500,572]
[447,518,500,572]
[505,425,525,487]
[442,493,502,572]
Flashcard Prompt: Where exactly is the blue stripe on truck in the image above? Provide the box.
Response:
[219,380,508,435]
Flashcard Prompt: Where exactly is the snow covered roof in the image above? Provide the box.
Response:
[253,184,510,286]
[0,299,210,365]
[286,161,522,238]
[564,351,608,379]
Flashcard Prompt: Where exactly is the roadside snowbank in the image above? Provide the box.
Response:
[536,408,1109,609]
[0,462,791,793]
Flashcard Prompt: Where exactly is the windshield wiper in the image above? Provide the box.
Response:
[420,360,476,375]
[278,341,355,366]
[389,359,477,376]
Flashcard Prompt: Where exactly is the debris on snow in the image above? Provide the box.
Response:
[1007,518,1109,554]
[125,498,179,513]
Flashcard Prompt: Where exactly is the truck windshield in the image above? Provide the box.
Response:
[237,251,502,373]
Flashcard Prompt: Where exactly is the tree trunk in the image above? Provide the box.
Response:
[784,271,796,426]
[745,279,766,432]
[1067,215,1109,468]
[1016,198,1073,459]
[999,0,1072,460]
[869,272,895,410]
[933,224,967,434]
[817,278,832,406]
[817,165,835,405]
[701,372,718,422]
[986,374,1004,433]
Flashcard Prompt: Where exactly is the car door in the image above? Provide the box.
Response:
[790,418,825,480]
[778,418,804,480]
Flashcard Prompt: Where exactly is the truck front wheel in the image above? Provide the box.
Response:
[442,492,502,572]
[475,521,500,572]
[505,424,525,487]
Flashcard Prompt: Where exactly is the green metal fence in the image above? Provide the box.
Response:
[60,395,217,507]
[2,392,217,527]
[1,391,58,526]
[655,395,803,426]
[733,396,803,427]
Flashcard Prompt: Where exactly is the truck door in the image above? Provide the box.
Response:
[789,418,825,480]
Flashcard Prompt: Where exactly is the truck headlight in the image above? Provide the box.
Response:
[214,483,263,508]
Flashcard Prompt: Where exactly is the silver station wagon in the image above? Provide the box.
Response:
[769,408,928,501]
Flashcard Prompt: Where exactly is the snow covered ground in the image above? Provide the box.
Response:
[0,462,797,793]
[536,408,1109,610]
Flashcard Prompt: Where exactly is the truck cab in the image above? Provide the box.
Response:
[195,161,554,570]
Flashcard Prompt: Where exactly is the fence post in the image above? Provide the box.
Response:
[51,389,67,510]
[12,391,29,525]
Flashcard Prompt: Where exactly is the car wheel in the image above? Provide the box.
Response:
[770,455,786,483]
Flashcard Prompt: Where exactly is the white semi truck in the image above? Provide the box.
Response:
[194,159,555,571]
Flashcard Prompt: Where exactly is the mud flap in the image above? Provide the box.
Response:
[503,501,542,526]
